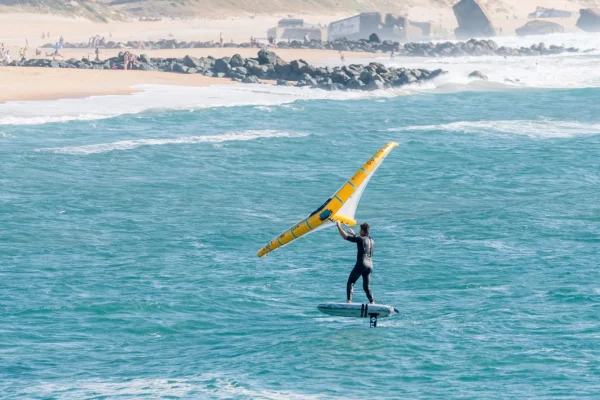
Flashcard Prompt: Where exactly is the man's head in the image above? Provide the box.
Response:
[360,223,370,237]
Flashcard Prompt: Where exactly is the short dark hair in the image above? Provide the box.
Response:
[360,223,370,236]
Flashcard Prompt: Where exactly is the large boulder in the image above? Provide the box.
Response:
[242,75,260,84]
[577,8,600,32]
[368,33,381,43]
[139,54,152,64]
[257,49,283,65]
[214,58,231,73]
[468,70,488,80]
[183,55,204,69]
[516,20,564,36]
[453,0,497,39]
[346,77,365,90]
[290,59,309,74]
[230,54,246,67]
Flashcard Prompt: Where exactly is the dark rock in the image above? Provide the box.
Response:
[137,62,156,71]
[140,54,151,64]
[183,55,204,68]
[242,75,260,84]
[214,58,231,73]
[346,77,365,90]
[257,49,282,65]
[365,80,386,91]
[368,33,381,43]
[468,70,488,80]
[49,60,60,68]
[248,64,269,78]
[290,59,309,74]
[232,66,248,76]
[331,70,351,84]
[274,63,293,79]
[173,63,188,73]
[230,54,245,67]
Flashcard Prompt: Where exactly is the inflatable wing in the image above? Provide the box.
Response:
[257,142,398,257]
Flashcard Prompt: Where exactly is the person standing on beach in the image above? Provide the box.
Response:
[219,33,224,47]
[390,49,395,60]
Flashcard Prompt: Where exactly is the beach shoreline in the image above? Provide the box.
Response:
[0,67,236,102]
[0,47,372,102]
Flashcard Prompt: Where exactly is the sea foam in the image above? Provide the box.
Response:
[389,120,600,138]
[40,130,308,155]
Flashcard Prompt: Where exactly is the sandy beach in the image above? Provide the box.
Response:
[0,1,594,102]
[0,47,377,102]
[0,67,233,102]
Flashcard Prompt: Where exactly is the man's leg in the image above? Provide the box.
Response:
[346,265,362,303]
[362,268,374,304]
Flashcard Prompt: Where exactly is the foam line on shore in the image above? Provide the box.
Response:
[0,83,408,126]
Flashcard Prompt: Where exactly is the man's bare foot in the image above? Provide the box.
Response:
[347,300,352,303]
[370,301,375,304]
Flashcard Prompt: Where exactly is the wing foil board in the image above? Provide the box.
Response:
[317,303,396,318]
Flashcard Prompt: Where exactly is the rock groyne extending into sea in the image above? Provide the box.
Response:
[3,50,446,91]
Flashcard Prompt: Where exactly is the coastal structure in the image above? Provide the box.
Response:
[576,8,600,32]
[266,19,324,42]
[528,7,572,19]
[516,20,565,36]
[453,0,496,39]
[327,12,435,42]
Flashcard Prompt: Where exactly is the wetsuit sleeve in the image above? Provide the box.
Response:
[345,235,359,243]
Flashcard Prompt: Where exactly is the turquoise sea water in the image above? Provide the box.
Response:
[1,88,600,398]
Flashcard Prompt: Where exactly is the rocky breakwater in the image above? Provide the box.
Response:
[320,38,579,57]
[45,38,582,58]
[4,50,446,92]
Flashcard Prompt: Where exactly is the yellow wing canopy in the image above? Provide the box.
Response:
[257,142,398,257]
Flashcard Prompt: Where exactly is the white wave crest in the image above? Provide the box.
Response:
[389,120,600,138]
[41,130,308,155]
[0,114,111,126]
[17,375,338,400]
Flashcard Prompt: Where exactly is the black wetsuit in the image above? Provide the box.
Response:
[345,235,374,303]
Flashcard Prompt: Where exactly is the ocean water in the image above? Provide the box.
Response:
[2,37,600,399]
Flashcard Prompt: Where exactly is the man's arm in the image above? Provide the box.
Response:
[336,221,356,241]
[336,221,349,239]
